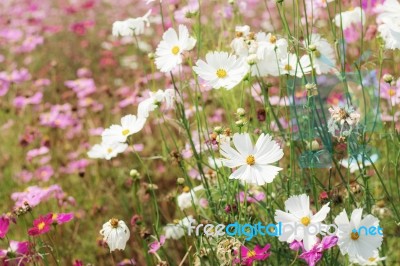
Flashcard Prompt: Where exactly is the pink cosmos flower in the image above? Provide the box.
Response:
[148,235,166,254]
[13,92,43,109]
[10,68,31,83]
[117,258,136,265]
[34,165,54,182]
[64,78,96,98]
[199,198,209,208]
[28,215,53,236]
[237,191,266,203]
[0,74,10,96]
[380,79,400,106]
[290,236,338,266]
[234,244,271,266]
[47,212,74,225]
[11,185,66,208]
[39,104,76,129]
[60,159,90,174]
[26,146,49,162]
[343,23,362,43]
[34,79,51,88]
[0,216,10,239]
[17,170,34,183]
[16,35,44,53]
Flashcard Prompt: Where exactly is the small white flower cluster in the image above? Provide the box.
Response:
[327,105,361,138]
[164,216,197,239]
[112,10,152,37]
[228,25,336,80]
[275,194,384,263]
[87,88,175,160]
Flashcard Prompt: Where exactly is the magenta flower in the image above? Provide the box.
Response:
[234,244,271,266]
[148,235,166,254]
[0,240,30,265]
[0,216,10,239]
[28,215,53,236]
[73,260,84,266]
[47,212,74,225]
[290,236,338,266]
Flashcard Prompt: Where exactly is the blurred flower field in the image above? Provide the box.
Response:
[1,0,400,265]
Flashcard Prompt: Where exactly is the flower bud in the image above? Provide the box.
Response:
[383,73,394,84]
[213,126,223,134]
[148,53,155,60]
[235,119,245,127]
[236,108,246,117]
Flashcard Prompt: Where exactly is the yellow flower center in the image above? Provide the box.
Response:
[269,35,277,44]
[52,213,58,220]
[107,148,113,153]
[183,186,190,193]
[246,155,255,165]
[368,257,376,262]
[313,50,321,58]
[247,250,256,257]
[284,64,292,71]
[122,129,130,136]
[110,218,119,228]
[350,231,359,240]
[301,216,311,226]
[216,69,227,78]
[38,222,46,231]
[171,46,180,55]
[388,89,396,97]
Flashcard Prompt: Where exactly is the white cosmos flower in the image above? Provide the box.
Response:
[193,51,249,90]
[208,156,224,169]
[230,25,251,57]
[112,10,151,37]
[303,34,336,74]
[334,7,366,29]
[138,89,175,118]
[177,185,203,210]
[378,23,400,50]
[376,0,400,50]
[334,208,383,260]
[340,154,378,173]
[87,141,128,160]
[274,194,331,251]
[230,26,287,77]
[349,249,386,265]
[155,25,196,72]
[102,114,146,144]
[250,32,288,77]
[279,53,312,77]
[99,218,130,252]
[164,216,197,239]
[220,133,284,185]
